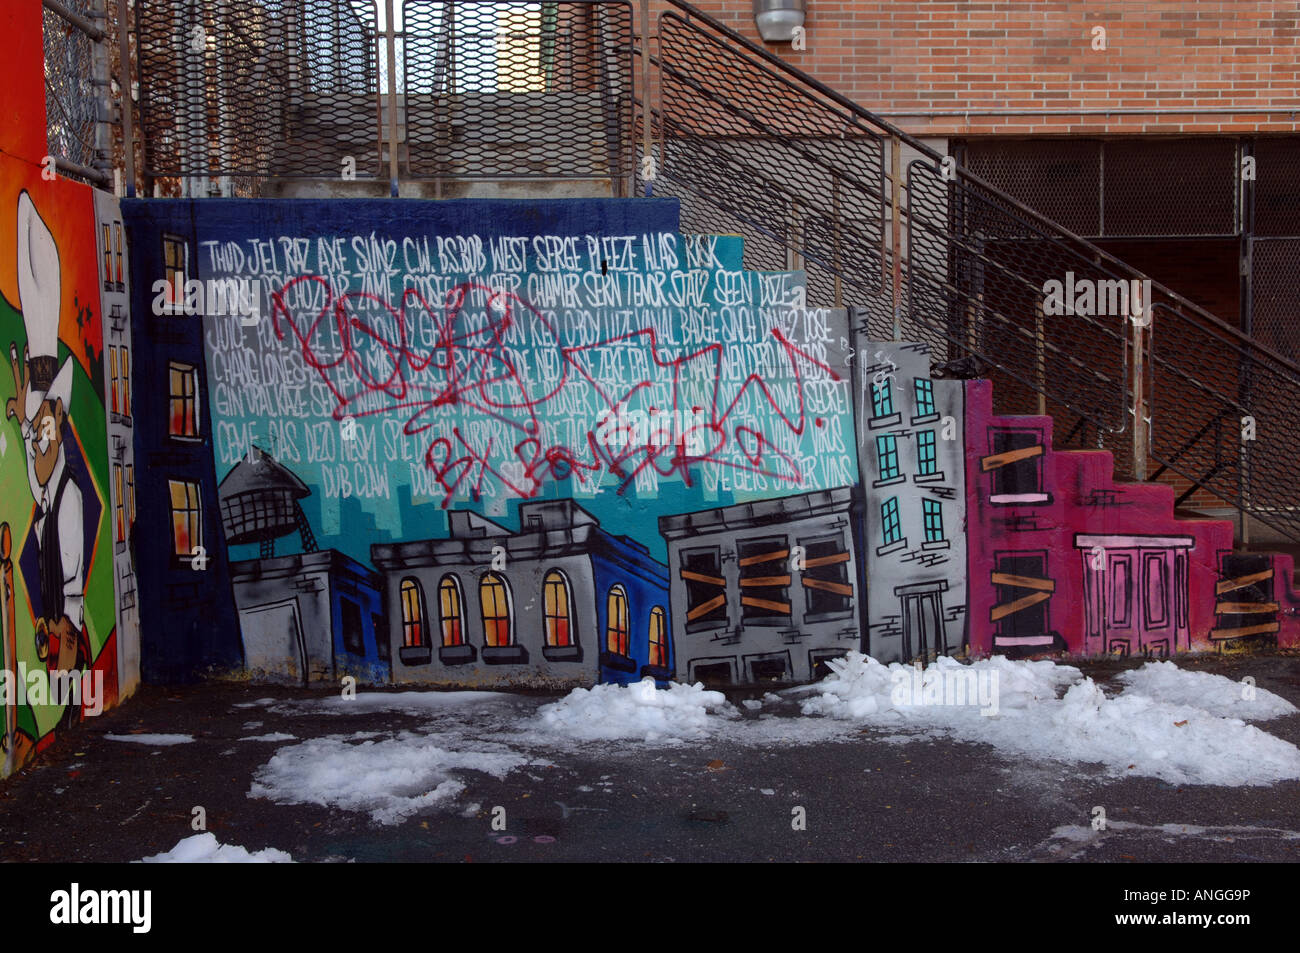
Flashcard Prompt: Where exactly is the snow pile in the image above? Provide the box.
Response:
[248,733,531,825]
[795,653,1300,786]
[1115,661,1296,720]
[104,733,194,746]
[797,653,1076,721]
[139,833,293,863]
[535,678,732,743]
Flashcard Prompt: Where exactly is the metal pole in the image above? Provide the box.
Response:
[1132,317,1147,482]
[44,0,106,41]
[640,0,652,195]
[890,134,902,340]
[385,0,400,196]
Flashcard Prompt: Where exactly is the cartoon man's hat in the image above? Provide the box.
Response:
[16,191,71,423]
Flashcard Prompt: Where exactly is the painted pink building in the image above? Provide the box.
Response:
[963,380,1300,658]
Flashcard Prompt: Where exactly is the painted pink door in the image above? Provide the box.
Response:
[1078,535,1192,656]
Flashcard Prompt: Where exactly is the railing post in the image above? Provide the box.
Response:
[640,0,652,196]
[384,0,400,197]
[890,134,902,340]
[1131,313,1148,482]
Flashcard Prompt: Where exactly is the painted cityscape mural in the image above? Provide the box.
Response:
[113,196,1300,694]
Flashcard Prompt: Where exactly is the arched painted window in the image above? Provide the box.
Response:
[648,605,668,667]
[543,570,573,647]
[480,572,513,647]
[400,577,427,647]
[438,575,464,647]
[606,585,629,655]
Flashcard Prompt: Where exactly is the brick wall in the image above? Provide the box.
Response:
[659,1,1300,138]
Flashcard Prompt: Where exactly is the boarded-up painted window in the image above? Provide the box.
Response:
[400,577,427,647]
[985,430,1045,499]
[119,347,131,418]
[438,575,464,647]
[544,569,572,647]
[682,548,726,626]
[800,535,852,615]
[992,554,1052,639]
[648,605,668,666]
[481,573,512,647]
[168,479,201,557]
[738,537,790,621]
[606,585,629,654]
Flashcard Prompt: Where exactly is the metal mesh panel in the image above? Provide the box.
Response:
[1252,238,1300,360]
[1255,137,1300,238]
[44,0,101,176]
[400,1,634,178]
[135,0,379,182]
[656,13,885,311]
[908,158,1131,445]
[962,138,1238,238]
[1102,139,1237,236]
[961,139,1101,236]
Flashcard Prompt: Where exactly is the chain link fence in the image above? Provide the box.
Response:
[44,0,106,184]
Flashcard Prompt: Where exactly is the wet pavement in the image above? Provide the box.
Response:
[4,653,1300,863]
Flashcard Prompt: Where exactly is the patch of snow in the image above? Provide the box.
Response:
[790,653,1300,786]
[239,733,296,743]
[532,678,734,744]
[742,699,763,711]
[1115,662,1297,720]
[139,833,293,863]
[248,733,532,825]
[232,698,279,709]
[104,733,194,746]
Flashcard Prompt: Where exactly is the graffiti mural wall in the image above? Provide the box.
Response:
[121,199,858,687]
[0,0,131,775]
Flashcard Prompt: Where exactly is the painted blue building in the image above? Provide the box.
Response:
[372,499,671,689]
[120,202,241,682]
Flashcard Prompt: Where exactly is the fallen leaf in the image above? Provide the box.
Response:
[1174,719,1188,727]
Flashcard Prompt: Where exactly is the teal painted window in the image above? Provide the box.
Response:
[923,499,945,542]
[917,430,938,475]
[914,378,936,417]
[876,433,900,480]
[881,497,902,545]
[871,378,894,418]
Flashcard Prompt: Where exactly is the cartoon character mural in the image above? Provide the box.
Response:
[0,187,118,775]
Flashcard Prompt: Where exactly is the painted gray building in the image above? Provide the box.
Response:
[658,487,861,685]
[372,499,670,689]
[93,189,141,697]
[856,341,967,663]
[230,549,387,685]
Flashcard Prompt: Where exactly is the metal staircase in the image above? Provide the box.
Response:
[638,0,1300,546]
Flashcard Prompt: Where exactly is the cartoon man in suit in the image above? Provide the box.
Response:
[7,191,88,729]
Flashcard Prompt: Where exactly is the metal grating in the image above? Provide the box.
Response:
[44,0,101,178]
[962,138,1239,238]
[135,0,379,184]
[1256,137,1300,238]
[1252,239,1300,361]
[400,0,635,179]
